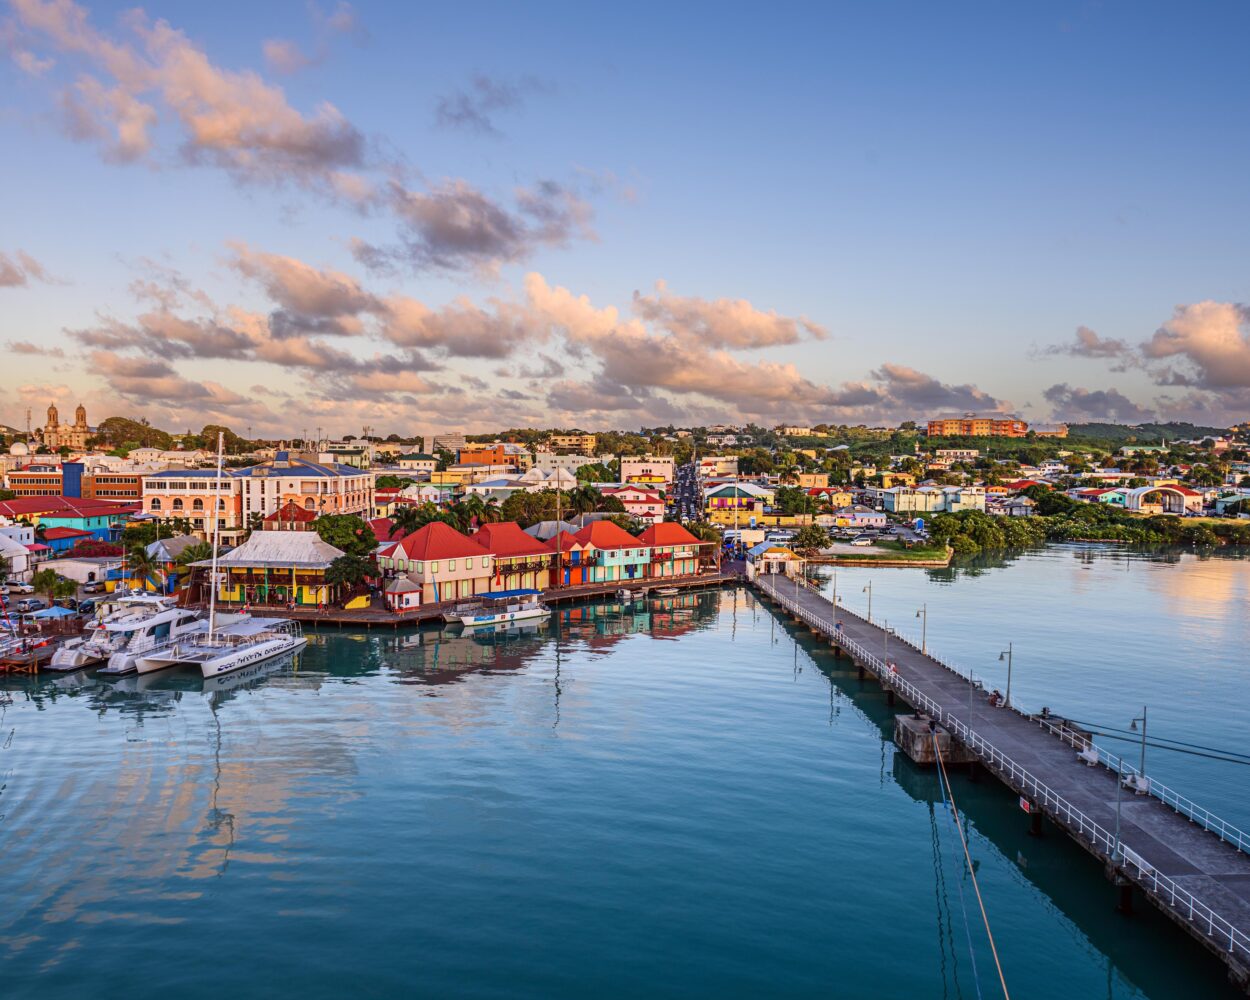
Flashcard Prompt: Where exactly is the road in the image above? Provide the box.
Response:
[670,461,703,523]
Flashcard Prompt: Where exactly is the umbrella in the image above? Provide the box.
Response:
[30,605,77,618]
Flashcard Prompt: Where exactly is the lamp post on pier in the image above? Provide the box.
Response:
[1131,706,1148,773]
[998,642,1014,708]
[862,580,872,623]
[916,603,927,654]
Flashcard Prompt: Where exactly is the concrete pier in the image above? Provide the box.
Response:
[754,573,1250,990]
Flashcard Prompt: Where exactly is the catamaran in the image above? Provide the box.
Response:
[48,594,204,673]
[446,589,550,628]
[132,431,307,679]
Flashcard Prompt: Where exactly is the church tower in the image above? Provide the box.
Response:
[44,403,60,450]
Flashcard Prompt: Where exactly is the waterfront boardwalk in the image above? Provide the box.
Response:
[204,571,735,630]
[754,572,1250,988]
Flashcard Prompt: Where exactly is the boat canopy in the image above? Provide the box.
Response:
[481,589,541,600]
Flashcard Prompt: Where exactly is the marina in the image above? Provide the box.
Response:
[0,549,1248,998]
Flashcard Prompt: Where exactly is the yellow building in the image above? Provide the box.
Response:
[880,472,916,488]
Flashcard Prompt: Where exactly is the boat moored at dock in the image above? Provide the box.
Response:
[446,589,551,628]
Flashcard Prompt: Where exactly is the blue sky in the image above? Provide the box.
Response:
[2,0,1248,436]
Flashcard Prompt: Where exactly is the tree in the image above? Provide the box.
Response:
[375,475,416,489]
[312,514,377,558]
[575,463,613,483]
[325,554,372,589]
[792,525,831,554]
[176,541,214,566]
[32,569,77,601]
[127,545,162,588]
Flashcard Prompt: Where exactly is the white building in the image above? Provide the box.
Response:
[620,455,675,489]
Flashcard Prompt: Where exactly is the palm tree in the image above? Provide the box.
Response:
[569,485,600,515]
[176,541,214,567]
[390,503,425,538]
[126,544,161,591]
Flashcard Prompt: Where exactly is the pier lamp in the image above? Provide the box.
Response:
[915,603,927,654]
[997,642,1014,709]
[882,624,896,664]
[862,580,872,623]
[1129,706,1148,789]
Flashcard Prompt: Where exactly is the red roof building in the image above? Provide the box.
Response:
[263,500,317,530]
[474,521,554,590]
[41,526,96,541]
[573,520,640,550]
[375,522,495,604]
[636,521,708,578]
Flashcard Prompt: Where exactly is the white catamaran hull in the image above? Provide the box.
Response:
[196,635,308,678]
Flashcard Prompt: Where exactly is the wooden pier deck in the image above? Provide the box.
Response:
[754,572,1250,988]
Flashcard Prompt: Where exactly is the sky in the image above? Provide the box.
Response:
[1,0,1248,439]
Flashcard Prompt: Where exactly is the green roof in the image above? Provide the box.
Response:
[399,453,435,461]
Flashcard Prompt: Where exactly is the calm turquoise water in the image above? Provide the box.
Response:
[0,545,1245,999]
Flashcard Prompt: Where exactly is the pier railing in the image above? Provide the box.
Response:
[756,575,1250,964]
[784,575,1250,859]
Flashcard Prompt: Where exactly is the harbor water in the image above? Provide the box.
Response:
[0,544,1246,999]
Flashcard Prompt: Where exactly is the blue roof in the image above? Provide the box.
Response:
[482,589,542,600]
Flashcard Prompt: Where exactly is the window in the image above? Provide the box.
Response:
[150,498,161,510]
[415,561,423,573]
[172,498,184,511]
[192,498,204,511]
[448,559,456,571]
[430,562,438,574]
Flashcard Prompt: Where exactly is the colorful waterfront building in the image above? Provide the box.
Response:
[474,521,555,591]
[635,522,707,577]
[571,520,652,584]
[376,521,495,603]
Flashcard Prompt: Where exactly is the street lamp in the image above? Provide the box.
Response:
[862,580,872,623]
[1112,756,1126,863]
[1129,706,1148,790]
[916,603,927,654]
[883,624,895,664]
[998,642,1013,708]
[830,569,837,612]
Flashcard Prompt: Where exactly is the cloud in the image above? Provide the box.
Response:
[434,74,545,136]
[870,363,1006,413]
[11,0,367,187]
[7,339,65,357]
[357,178,594,274]
[632,281,827,348]
[1042,383,1155,423]
[0,249,53,287]
[1142,301,1250,389]
[229,244,375,337]
[1041,325,1131,360]
[262,2,364,75]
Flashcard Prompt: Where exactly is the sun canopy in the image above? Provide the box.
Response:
[481,589,541,600]
[30,605,77,618]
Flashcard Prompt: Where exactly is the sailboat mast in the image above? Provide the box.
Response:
[207,431,225,636]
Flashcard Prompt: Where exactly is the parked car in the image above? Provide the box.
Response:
[15,597,47,613]
[850,535,875,547]
[77,599,98,615]
[4,580,34,595]
[81,580,105,593]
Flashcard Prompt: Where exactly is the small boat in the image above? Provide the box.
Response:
[616,588,639,600]
[655,587,680,596]
[446,589,550,628]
